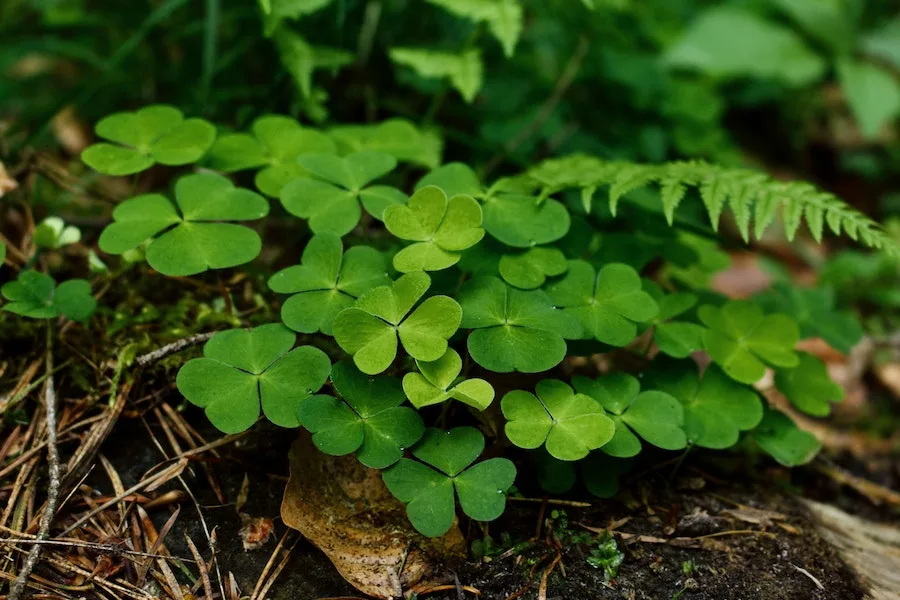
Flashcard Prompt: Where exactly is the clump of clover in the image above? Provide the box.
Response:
[61,107,865,538]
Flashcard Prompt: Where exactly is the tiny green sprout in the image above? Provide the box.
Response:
[280,151,404,236]
[498,246,568,289]
[646,358,763,449]
[573,373,687,457]
[643,283,706,358]
[401,348,495,410]
[297,361,424,468]
[682,560,696,575]
[586,531,624,581]
[416,162,485,199]
[176,324,331,434]
[332,271,462,374]
[481,193,570,247]
[384,185,484,273]
[751,409,821,466]
[699,300,800,384]
[1,270,96,321]
[382,427,516,537]
[774,352,844,417]
[457,276,582,373]
[204,115,338,197]
[268,234,389,334]
[546,260,659,346]
[501,379,614,461]
[81,105,215,175]
[98,173,269,276]
[33,217,81,249]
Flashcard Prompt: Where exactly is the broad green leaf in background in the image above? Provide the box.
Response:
[176,324,331,433]
[752,409,821,466]
[273,28,354,98]
[390,48,484,103]
[426,0,523,57]
[458,276,582,373]
[573,373,686,457]
[643,283,705,358]
[501,379,614,461]
[33,217,81,249]
[259,0,334,35]
[205,115,337,197]
[385,185,484,272]
[774,352,843,417]
[481,194,570,247]
[329,119,443,170]
[1,271,96,321]
[836,58,900,140]
[382,427,516,537]
[498,247,568,289]
[416,162,485,199]
[768,0,856,54]
[699,300,799,384]
[332,272,462,374]
[297,361,424,468]
[98,173,269,276]
[81,105,216,175]
[665,7,826,86]
[402,348,494,410]
[546,261,659,346]
[862,18,900,71]
[281,151,402,236]
[646,358,763,449]
[268,234,389,334]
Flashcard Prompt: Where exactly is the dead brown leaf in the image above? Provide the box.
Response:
[0,161,17,198]
[281,434,465,600]
[722,507,787,527]
[239,515,274,551]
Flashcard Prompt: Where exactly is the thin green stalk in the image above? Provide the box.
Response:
[201,0,221,106]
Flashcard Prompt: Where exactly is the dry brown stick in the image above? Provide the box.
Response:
[185,534,214,600]
[134,332,216,367]
[252,536,299,600]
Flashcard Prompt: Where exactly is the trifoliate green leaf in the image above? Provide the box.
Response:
[1,271,96,322]
[269,234,389,334]
[329,119,443,170]
[573,373,686,457]
[425,0,523,57]
[774,352,843,417]
[82,105,215,175]
[297,361,424,468]
[33,217,81,249]
[389,48,484,103]
[646,358,763,449]
[458,276,582,373]
[752,409,821,466]
[382,427,516,537]
[498,247,568,289]
[98,173,269,276]
[280,151,401,236]
[385,185,484,273]
[333,272,461,374]
[699,300,799,384]
[546,261,659,346]
[501,379,614,461]
[416,163,484,199]
[402,348,494,410]
[643,284,706,358]
[205,115,337,197]
[481,194,570,247]
[176,324,331,434]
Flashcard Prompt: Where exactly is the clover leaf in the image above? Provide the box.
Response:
[329,118,442,169]
[81,105,215,175]
[545,261,659,347]
[1,271,96,321]
[402,348,495,410]
[699,300,799,384]
[384,185,484,272]
[332,272,461,374]
[573,373,686,457]
[416,162,485,199]
[280,151,404,236]
[498,246,568,289]
[297,361,424,468]
[176,324,331,434]
[501,379,614,461]
[98,173,269,276]
[649,288,706,358]
[581,453,633,499]
[268,234,389,334]
[646,358,763,449]
[33,217,81,249]
[752,409,821,466]
[481,194,570,247]
[382,427,516,537]
[458,276,582,373]
[774,352,843,417]
[205,115,338,197]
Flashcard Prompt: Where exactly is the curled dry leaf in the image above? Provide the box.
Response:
[281,434,465,599]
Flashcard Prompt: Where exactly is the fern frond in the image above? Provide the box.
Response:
[524,155,899,255]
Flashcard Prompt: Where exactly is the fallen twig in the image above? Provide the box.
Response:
[135,332,217,367]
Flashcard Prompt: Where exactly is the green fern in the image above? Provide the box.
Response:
[525,155,899,255]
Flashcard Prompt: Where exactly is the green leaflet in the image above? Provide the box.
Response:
[1,270,96,322]
[498,247,568,289]
[176,324,331,434]
[329,119,443,170]
[33,217,81,249]
[390,48,484,103]
[644,282,705,358]
[752,409,821,467]
[774,352,844,417]
[402,348,495,410]
[425,0,523,57]
[481,194,570,248]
